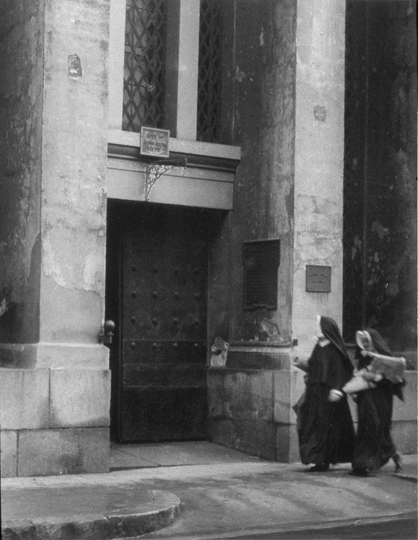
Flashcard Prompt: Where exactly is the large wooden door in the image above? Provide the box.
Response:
[107,202,209,442]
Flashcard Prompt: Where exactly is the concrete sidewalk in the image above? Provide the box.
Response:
[1,442,417,540]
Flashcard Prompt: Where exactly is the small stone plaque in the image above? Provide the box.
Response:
[306,265,331,293]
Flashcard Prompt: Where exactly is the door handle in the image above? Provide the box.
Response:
[98,320,116,344]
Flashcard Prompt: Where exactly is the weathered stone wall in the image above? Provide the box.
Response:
[343,0,417,351]
[292,0,347,359]
[0,0,110,367]
[209,367,417,463]
[0,0,414,474]
[207,0,298,461]
[208,365,305,462]
[0,0,111,476]
[208,0,416,461]
[208,0,349,461]
[229,0,296,343]
[209,0,348,355]
[340,1,417,456]
[0,0,44,344]
[40,0,109,347]
[0,368,110,476]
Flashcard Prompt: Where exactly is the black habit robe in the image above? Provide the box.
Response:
[298,316,355,466]
[352,329,404,471]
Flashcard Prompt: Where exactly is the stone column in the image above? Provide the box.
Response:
[0,0,111,476]
[292,0,347,357]
[207,0,347,463]
[273,0,347,461]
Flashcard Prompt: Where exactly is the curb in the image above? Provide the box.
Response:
[161,511,417,540]
[1,489,181,540]
[391,472,418,483]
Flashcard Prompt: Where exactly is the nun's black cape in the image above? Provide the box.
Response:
[352,329,404,472]
[298,316,355,466]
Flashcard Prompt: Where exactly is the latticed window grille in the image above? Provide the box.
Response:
[123,0,167,132]
[197,0,223,143]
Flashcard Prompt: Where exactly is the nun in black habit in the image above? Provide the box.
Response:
[293,316,355,472]
[350,328,404,476]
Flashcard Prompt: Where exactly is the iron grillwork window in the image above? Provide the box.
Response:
[123,0,167,132]
[197,0,223,143]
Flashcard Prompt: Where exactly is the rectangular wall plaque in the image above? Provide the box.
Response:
[140,127,170,158]
[243,239,280,310]
[306,265,331,293]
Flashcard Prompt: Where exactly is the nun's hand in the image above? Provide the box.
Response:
[328,389,343,402]
[292,357,302,368]
[292,357,309,373]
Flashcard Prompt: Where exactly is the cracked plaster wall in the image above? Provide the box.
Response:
[0,0,110,349]
[0,0,44,344]
[292,0,346,356]
[209,0,297,345]
[0,0,111,477]
[343,0,417,351]
[208,0,345,352]
[40,0,109,344]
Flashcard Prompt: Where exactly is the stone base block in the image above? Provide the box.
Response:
[208,368,417,465]
[208,368,274,421]
[226,347,292,370]
[274,370,306,424]
[0,430,17,477]
[0,342,109,369]
[0,369,49,429]
[393,371,417,422]
[50,368,110,428]
[208,418,235,449]
[232,420,277,460]
[17,427,109,476]
[276,424,300,463]
[401,350,417,371]
[209,419,294,462]
[208,367,305,462]
[392,421,417,455]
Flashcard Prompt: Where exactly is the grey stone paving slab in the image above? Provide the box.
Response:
[110,441,262,468]
[2,486,180,540]
[1,442,416,540]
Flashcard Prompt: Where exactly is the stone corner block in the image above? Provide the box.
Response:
[393,371,417,422]
[273,370,306,424]
[0,430,17,477]
[276,424,299,463]
[392,421,417,455]
[0,369,49,429]
[49,369,111,428]
[17,427,110,476]
[222,370,274,421]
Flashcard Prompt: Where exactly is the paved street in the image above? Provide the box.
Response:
[130,467,417,540]
[112,442,417,540]
[227,514,417,539]
[3,442,417,540]
[146,514,417,540]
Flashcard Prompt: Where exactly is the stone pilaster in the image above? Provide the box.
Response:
[0,0,111,476]
[292,0,347,358]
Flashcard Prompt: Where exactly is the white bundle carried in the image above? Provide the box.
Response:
[343,372,373,394]
[366,352,406,384]
[343,331,406,394]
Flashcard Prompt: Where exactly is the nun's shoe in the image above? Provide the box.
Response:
[393,452,403,473]
[307,464,329,472]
